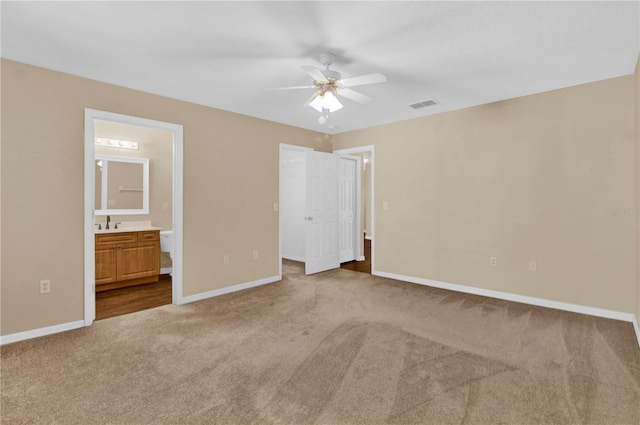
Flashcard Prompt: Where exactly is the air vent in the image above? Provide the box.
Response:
[408,99,438,109]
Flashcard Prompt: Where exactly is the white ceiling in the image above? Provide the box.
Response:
[2,1,639,134]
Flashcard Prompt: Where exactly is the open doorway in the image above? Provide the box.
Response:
[84,109,184,325]
[279,144,362,276]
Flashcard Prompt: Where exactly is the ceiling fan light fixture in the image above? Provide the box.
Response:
[309,91,343,113]
[270,53,385,122]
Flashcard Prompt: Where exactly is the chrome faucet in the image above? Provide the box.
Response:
[106,215,111,230]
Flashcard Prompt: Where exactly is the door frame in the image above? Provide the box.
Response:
[84,108,184,325]
[333,145,375,273]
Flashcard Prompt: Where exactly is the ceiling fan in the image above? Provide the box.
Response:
[266,52,387,124]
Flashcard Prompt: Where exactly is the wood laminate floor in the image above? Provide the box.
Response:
[95,274,173,320]
[340,238,372,274]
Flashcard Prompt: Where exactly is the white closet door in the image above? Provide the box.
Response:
[338,156,358,263]
[304,151,339,275]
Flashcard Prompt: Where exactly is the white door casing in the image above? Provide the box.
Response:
[338,155,361,263]
[84,108,184,326]
[304,151,339,275]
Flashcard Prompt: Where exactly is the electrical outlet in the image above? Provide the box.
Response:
[529,260,537,272]
[253,250,259,260]
[382,201,389,211]
[223,255,230,265]
[163,202,169,211]
[490,257,497,267]
[40,279,51,294]
[273,202,279,212]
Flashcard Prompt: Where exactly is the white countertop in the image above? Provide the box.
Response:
[95,226,162,234]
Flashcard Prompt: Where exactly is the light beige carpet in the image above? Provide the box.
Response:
[2,260,639,424]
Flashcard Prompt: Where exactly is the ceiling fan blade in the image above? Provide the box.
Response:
[337,88,372,104]
[340,73,387,87]
[264,85,316,91]
[301,66,327,83]
[303,91,320,108]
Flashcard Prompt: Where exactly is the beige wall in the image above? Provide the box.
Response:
[0,59,329,336]
[334,75,637,314]
[95,120,174,230]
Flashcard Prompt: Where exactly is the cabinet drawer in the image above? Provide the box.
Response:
[139,231,160,242]
[95,232,137,245]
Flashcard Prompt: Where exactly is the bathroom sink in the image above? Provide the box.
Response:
[95,225,161,234]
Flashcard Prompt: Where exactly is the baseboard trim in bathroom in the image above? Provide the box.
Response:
[181,275,281,305]
[0,320,85,345]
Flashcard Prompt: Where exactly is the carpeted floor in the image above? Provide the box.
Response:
[2,260,639,424]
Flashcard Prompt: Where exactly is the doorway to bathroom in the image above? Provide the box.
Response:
[84,109,184,325]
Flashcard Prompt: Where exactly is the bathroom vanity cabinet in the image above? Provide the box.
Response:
[95,230,160,291]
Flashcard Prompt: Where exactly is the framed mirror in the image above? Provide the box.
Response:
[95,155,149,215]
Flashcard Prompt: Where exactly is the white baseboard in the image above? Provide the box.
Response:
[1,276,281,345]
[181,275,280,304]
[365,236,372,241]
[357,256,366,261]
[633,316,640,348]
[283,255,305,262]
[160,267,172,275]
[0,320,85,346]
[4,276,636,349]
[374,270,636,324]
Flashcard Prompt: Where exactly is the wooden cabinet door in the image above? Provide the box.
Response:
[95,246,117,285]
[116,242,160,281]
